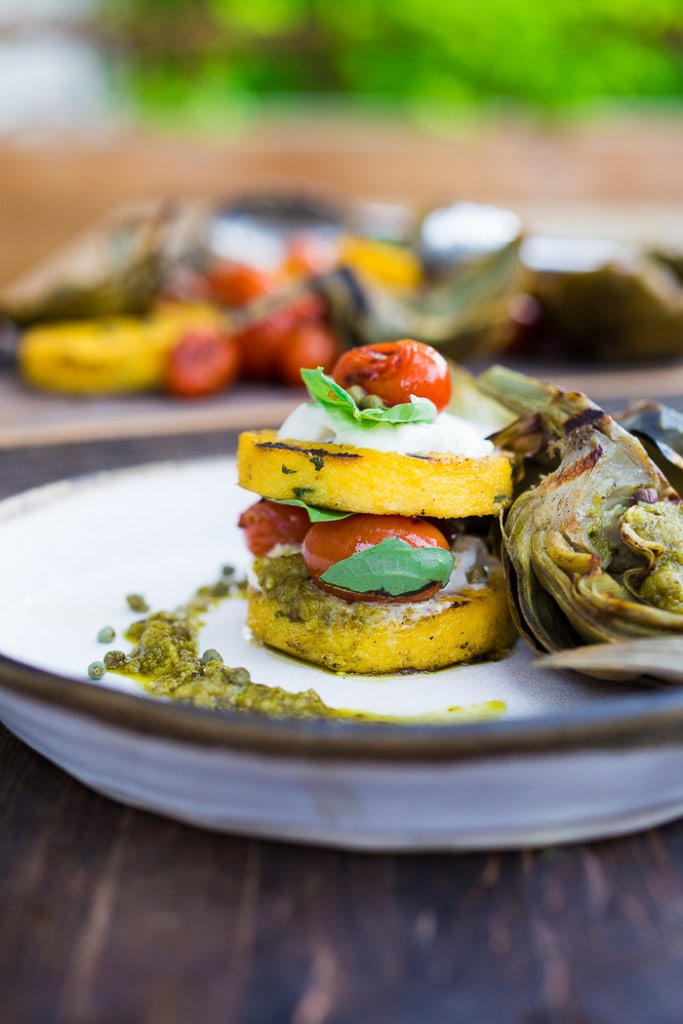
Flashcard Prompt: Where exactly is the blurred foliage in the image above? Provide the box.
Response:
[101,0,683,122]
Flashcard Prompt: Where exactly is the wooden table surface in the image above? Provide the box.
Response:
[1,429,683,1024]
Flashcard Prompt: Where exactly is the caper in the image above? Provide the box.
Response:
[87,661,106,681]
[210,580,231,598]
[97,626,116,643]
[466,565,489,585]
[201,648,223,665]
[359,393,386,410]
[104,649,128,669]
[347,384,367,404]
[126,593,149,613]
[230,667,251,685]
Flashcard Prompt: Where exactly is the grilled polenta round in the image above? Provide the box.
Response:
[238,430,513,518]
[248,553,515,674]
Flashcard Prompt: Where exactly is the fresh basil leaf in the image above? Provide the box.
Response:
[357,395,438,423]
[271,498,351,522]
[301,367,359,417]
[300,367,437,427]
[321,537,454,597]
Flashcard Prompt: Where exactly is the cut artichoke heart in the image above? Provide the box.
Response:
[529,529,683,643]
[620,502,683,613]
[478,364,683,665]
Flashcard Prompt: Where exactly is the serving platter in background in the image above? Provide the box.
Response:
[2,193,683,448]
[3,357,683,450]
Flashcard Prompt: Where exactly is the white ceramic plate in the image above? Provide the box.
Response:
[2,455,683,850]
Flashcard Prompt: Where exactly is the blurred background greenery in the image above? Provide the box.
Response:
[100,0,683,128]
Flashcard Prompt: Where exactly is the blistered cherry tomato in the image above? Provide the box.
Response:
[277,322,341,387]
[166,329,241,398]
[331,339,452,412]
[204,259,280,307]
[238,499,310,556]
[234,292,327,379]
[302,513,450,602]
[232,321,283,379]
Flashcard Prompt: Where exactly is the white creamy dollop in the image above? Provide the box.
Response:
[277,402,494,457]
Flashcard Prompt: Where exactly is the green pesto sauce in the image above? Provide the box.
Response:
[253,552,389,629]
[103,574,329,719]
[99,571,507,724]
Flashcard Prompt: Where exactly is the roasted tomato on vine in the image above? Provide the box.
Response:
[302,513,451,602]
[238,499,310,556]
[166,328,241,398]
[331,339,452,412]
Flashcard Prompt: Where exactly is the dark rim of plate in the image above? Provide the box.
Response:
[2,649,683,763]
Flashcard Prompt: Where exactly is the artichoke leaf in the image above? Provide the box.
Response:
[618,401,683,495]
[447,361,517,435]
[524,253,683,363]
[1,210,169,326]
[538,637,683,685]
[479,365,683,656]
[317,237,522,360]
[502,538,584,653]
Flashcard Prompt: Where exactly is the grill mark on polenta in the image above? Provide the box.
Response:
[257,441,362,460]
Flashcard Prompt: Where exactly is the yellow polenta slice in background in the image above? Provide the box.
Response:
[237,429,513,518]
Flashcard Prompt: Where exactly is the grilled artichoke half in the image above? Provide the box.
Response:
[478,366,683,679]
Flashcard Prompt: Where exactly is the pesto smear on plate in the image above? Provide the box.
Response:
[96,569,329,719]
[89,569,506,724]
